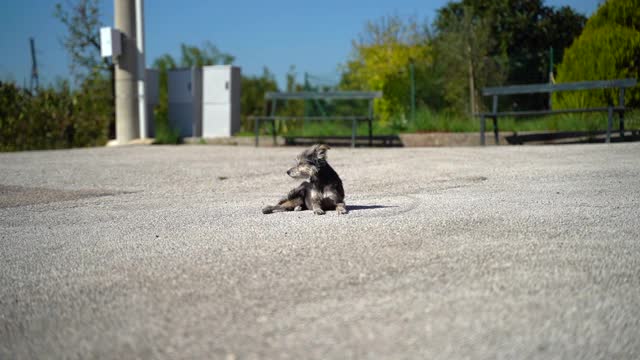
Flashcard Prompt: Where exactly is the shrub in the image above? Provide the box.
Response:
[0,73,111,152]
[554,0,640,108]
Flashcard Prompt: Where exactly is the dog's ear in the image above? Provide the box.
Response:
[314,144,330,160]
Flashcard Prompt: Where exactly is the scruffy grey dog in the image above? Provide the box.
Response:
[262,144,347,215]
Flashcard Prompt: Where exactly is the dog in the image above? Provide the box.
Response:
[262,144,347,215]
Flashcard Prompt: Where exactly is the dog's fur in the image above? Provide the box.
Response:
[262,144,347,215]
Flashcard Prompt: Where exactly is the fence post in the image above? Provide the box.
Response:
[254,118,259,147]
[271,119,277,146]
[270,98,278,146]
[492,95,499,145]
[480,115,486,146]
[351,118,357,148]
[619,88,625,139]
[607,105,613,143]
[410,60,415,123]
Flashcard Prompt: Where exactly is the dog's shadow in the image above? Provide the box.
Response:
[347,204,396,212]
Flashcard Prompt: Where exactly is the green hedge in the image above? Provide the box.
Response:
[554,0,640,108]
[0,75,111,152]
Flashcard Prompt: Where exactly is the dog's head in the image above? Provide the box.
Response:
[286,144,330,179]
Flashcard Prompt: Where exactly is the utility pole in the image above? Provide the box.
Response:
[135,0,147,139]
[114,0,139,144]
[29,37,39,93]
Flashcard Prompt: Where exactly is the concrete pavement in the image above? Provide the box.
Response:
[1,143,639,359]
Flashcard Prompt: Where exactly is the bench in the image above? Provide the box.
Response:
[251,91,382,148]
[284,135,402,147]
[477,78,638,145]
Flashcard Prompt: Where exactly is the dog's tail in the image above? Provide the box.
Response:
[262,205,277,214]
[262,198,303,214]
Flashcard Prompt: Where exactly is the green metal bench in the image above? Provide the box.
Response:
[251,91,382,148]
[477,78,638,145]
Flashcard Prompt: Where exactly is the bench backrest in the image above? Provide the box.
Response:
[265,91,382,100]
[482,78,637,97]
[263,91,382,118]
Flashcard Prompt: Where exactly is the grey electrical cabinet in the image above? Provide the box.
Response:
[168,67,203,138]
[167,65,241,139]
[202,65,241,138]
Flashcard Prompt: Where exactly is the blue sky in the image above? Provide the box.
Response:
[1,0,601,88]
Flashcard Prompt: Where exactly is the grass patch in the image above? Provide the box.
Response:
[406,108,640,133]
[153,120,181,144]
[240,119,398,138]
[238,108,639,137]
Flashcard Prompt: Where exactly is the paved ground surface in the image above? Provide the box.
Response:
[1,143,639,359]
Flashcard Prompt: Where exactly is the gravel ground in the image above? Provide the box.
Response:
[1,143,639,359]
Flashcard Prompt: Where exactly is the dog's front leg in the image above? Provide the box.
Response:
[309,189,325,215]
[335,202,348,215]
[286,181,309,200]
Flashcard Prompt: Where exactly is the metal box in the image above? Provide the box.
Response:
[202,65,241,137]
[168,67,202,137]
[99,27,121,58]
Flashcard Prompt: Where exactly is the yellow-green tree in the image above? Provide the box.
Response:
[341,15,432,125]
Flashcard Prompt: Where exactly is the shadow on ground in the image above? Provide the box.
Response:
[347,205,397,212]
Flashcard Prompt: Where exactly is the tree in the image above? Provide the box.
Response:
[1,75,112,151]
[341,15,432,124]
[178,42,235,68]
[240,68,279,131]
[434,0,586,110]
[555,0,640,108]
[54,0,114,137]
[54,0,112,78]
[434,6,507,115]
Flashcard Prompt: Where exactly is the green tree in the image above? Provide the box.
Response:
[55,0,114,137]
[341,15,432,124]
[283,65,304,115]
[240,67,279,131]
[54,0,112,77]
[1,75,111,151]
[555,0,640,108]
[435,0,586,110]
[434,6,507,115]
[178,43,236,68]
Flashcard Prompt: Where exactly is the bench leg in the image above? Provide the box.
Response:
[619,110,625,140]
[255,119,260,147]
[351,119,357,148]
[480,115,486,146]
[368,119,373,147]
[607,106,613,144]
[271,120,277,146]
[493,117,499,145]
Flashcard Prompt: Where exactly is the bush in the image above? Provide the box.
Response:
[554,0,640,108]
[0,73,111,152]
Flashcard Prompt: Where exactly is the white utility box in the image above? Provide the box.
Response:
[168,67,203,137]
[202,65,241,137]
[167,65,241,138]
[145,69,159,138]
[99,27,121,58]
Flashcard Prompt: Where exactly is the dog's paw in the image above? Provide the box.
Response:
[262,206,273,214]
[336,207,348,215]
[294,205,303,211]
[313,208,326,215]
